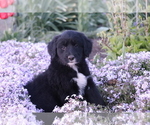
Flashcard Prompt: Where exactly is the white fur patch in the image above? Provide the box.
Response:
[73,72,87,95]
[68,63,78,71]
[69,63,87,95]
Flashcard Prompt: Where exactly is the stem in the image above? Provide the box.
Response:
[145,0,148,21]
[145,0,148,36]
[135,0,139,25]
[102,38,114,53]
[122,36,126,65]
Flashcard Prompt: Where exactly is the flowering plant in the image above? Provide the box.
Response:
[0,0,15,19]
[91,51,150,112]
[0,0,14,8]
[0,40,149,124]
[0,40,49,124]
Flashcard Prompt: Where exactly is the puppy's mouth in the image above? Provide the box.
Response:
[68,61,78,66]
[68,61,78,71]
[67,59,78,67]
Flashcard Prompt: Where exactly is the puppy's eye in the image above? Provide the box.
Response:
[62,46,66,50]
[74,43,78,47]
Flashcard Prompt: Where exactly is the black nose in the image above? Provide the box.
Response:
[68,55,75,61]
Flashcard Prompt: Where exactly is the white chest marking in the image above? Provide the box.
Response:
[73,72,87,95]
[68,63,87,95]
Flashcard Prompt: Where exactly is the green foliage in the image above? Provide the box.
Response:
[1,0,78,42]
[1,29,22,42]
[77,0,108,32]
[98,32,150,60]
[1,0,109,42]
[97,0,150,60]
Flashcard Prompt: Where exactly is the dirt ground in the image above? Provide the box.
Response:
[89,39,106,61]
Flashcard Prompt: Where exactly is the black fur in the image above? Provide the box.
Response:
[24,30,106,112]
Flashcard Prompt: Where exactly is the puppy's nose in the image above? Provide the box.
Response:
[68,55,75,61]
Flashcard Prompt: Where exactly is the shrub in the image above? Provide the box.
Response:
[97,0,150,60]
[98,31,150,60]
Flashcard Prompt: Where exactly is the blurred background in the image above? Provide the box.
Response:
[0,0,150,60]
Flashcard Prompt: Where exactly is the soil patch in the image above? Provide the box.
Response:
[89,39,106,61]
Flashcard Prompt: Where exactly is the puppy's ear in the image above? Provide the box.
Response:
[47,35,60,59]
[83,35,92,57]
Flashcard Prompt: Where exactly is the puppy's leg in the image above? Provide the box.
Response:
[84,77,106,106]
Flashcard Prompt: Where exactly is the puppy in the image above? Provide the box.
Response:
[24,30,106,112]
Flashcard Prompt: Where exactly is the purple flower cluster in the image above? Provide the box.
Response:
[91,52,150,112]
[52,111,150,125]
[0,40,149,124]
[0,40,50,124]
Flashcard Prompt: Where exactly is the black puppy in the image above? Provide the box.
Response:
[24,30,106,112]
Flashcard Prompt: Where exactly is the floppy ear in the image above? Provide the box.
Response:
[47,35,60,59]
[82,35,92,57]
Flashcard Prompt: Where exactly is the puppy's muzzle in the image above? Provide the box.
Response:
[68,55,75,62]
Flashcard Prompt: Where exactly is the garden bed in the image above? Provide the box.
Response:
[0,40,150,124]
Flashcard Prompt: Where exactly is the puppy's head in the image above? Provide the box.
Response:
[48,30,92,66]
